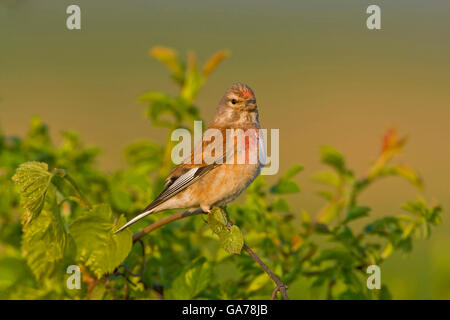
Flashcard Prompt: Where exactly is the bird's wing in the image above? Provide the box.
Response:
[114,164,222,234]
[141,163,220,213]
[115,129,231,233]
[149,126,239,209]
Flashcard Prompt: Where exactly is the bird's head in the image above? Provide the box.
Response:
[223,83,257,112]
[214,83,259,126]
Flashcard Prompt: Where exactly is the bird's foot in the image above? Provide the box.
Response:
[200,204,211,213]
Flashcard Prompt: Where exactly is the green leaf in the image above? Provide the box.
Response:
[300,210,311,228]
[402,199,442,226]
[12,161,54,224]
[364,216,398,233]
[181,52,202,103]
[316,200,345,224]
[208,207,229,235]
[283,164,304,180]
[124,140,162,167]
[25,116,52,147]
[165,258,213,299]
[0,257,33,292]
[220,225,244,255]
[344,206,371,224]
[139,92,199,127]
[208,207,244,254]
[22,191,67,282]
[401,222,416,239]
[109,183,133,213]
[271,198,290,212]
[379,285,392,300]
[335,226,357,245]
[312,170,340,188]
[150,46,185,85]
[320,146,349,175]
[246,272,270,293]
[379,165,423,188]
[316,190,334,201]
[57,131,100,169]
[381,242,394,259]
[271,180,300,194]
[270,165,303,194]
[69,204,132,278]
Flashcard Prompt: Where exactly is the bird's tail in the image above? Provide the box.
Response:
[114,207,156,234]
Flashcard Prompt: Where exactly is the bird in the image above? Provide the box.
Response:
[115,83,264,233]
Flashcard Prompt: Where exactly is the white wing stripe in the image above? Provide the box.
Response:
[166,168,198,193]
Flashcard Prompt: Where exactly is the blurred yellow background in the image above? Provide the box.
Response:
[1,0,449,299]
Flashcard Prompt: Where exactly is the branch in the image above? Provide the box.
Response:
[116,239,147,278]
[131,207,289,300]
[132,208,205,243]
[222,219,289,300]
[242,243,289,300]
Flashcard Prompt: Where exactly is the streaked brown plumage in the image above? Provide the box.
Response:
[115,83,263,233]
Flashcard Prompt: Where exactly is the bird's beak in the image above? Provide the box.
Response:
[245,99,257,111]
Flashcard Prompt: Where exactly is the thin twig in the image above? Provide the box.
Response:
[136,239,146,277]
[224,220,289,300]
[242,243,289,300]
[117,239,147,277]
[132,208,205,243]
[131,207,289,300]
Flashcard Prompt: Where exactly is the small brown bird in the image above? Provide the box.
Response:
[115,83,263,233]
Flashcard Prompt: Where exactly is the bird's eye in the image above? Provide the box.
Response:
[231,99,237,105]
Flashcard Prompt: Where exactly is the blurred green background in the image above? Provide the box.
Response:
[1,0,449,299]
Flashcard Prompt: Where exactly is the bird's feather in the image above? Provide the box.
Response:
[114,164,219,233]
[114,133,230,233]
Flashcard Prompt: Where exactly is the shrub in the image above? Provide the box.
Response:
[0,46,442,300]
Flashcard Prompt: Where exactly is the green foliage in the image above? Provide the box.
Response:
[141,46,229,129]
[69,204,132,278]
[0,46,443,300]
[165,258,213,299]
[344,206,371,224]
[12,161,54,225]
[320,146,349,175]
[22,191,67,281]
[208,207,244,255]
[270,164,303,194]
